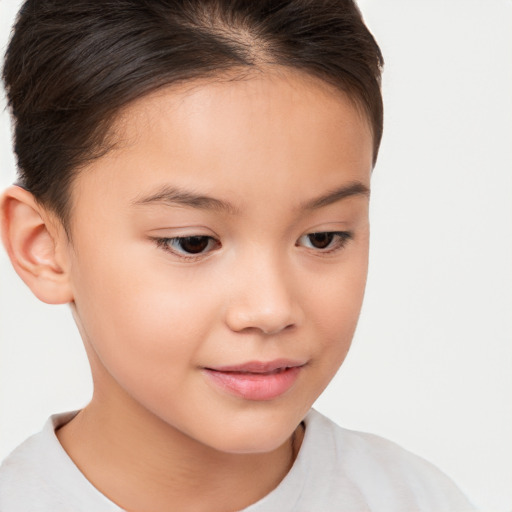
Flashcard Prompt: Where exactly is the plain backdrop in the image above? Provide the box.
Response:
[0,1,511,510]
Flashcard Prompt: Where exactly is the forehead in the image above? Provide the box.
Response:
[70,69,373,220]
[112,67,372,156]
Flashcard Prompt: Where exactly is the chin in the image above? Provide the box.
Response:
[210,430,292,455]
[197,406,304,455]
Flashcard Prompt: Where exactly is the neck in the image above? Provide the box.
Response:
[56,387,304,512]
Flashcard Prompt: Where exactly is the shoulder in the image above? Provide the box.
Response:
[297,409,477,511]
[0,412,122,512]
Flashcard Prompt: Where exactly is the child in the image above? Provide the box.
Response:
[0,1,476,510]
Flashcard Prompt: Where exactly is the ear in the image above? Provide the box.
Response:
[1,185,73,304]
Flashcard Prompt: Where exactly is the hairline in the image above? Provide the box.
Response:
[61,65,376,242]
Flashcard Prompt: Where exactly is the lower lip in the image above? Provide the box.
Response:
[203,366,302,401]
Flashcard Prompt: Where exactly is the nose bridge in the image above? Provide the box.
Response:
[225,245,300,335]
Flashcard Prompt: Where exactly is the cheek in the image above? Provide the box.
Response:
[306,245,369,363]
[69,242,218,386]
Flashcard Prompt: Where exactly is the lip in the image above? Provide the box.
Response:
[202,359,305,401]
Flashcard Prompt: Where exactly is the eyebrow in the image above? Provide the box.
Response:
[132,180,369,213]
[300,181,370,210]
[132,185,239,214]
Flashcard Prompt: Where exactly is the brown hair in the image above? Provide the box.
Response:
[2,0,383,231]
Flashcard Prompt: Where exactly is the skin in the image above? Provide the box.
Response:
[1,68,373,511]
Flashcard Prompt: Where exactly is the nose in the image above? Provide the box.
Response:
[224,253,302,335]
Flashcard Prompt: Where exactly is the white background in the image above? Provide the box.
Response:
[1,0,511,510]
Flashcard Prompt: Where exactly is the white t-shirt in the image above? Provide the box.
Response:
[0,409,476,512]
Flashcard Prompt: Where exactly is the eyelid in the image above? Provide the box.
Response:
[153,235,221,261]
[147,225,218,237]
[151,228,353,262]
[296,230,353,254]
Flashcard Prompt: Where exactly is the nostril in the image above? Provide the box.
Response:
[260,322,296,336]
[225,309,297,335]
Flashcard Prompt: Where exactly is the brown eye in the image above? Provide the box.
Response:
[307,232,335,249]
[176,236,212,254]
[156,235,219,257]
[297,231,353,252]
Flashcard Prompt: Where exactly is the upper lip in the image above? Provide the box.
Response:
[205,359,306,373]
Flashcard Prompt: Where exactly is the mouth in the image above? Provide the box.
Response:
[202,360,306,401]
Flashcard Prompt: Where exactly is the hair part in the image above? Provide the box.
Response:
[3,0,383,233]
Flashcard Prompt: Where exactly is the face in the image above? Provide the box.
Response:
[65,69,373,453]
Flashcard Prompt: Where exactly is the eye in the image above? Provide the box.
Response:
[155,236,220,257]
[297,231,352,252]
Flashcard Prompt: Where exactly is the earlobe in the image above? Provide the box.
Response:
[0,185,73,304]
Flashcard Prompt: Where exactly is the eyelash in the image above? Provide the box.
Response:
[297,231,353,253]
[154,236,220,261]
[153,231,353,261]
